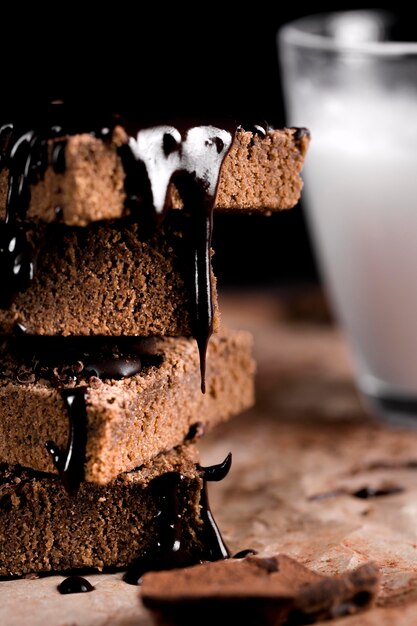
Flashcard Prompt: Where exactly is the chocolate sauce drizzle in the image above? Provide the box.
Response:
[9,335,152,385]
[233,549,258,559]
[57,575,95,594]
[57,576,95,595]
[197,454,232,563]
[0,105,257,392]
[46,387,88,496]
[127,123,233,392]
[124,453,232,585]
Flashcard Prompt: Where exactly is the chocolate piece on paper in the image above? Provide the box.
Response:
[141,554,380,626]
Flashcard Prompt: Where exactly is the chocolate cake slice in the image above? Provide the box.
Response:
[0,329,255,486]
[0,444,210,577]
[0,217,220,337]
[0,119,309,227]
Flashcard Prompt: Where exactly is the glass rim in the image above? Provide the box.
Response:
[279,10,417,57]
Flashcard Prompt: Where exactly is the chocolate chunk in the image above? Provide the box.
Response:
[141,554,380,626]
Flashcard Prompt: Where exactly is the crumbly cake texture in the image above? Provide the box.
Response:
[0,216,220,337]
[0,329,255,484]
[0,445,203,577]
[141,554,380,626]
[0,128,309,227]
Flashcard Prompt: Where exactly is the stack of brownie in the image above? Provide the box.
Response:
[0,105,309,579]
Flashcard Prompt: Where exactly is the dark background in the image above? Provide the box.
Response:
[1,3,413,288]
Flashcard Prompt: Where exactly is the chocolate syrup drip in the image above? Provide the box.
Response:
[198,480,230,562]
[179,180,214,394]
[233,549,258,559]
[197,452,232,482]
[57,575,94,594]
[123,472,191,585]
[124,453,232,585]
[0,220,36,308]
[239,120,269,137]
[45,387,88,496]
[51,140,66,174]
[127,123,233,392]
[197,453,231,562]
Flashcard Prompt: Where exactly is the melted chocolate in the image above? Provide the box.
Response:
[124,453,232,585]
[46,387,88,496]
[197,454,231,562]
[197,452,232,482]
[51,140,66,174]
[57,575,94,594]
[187,204,213,394]
[233,549,258,559]
[123,472,190,585]
[127,123,233,392]
[83,353,142,380]
[6,335,153,384]
[239,120,269,137]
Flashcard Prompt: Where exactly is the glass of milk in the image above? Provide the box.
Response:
[279,11,417,425]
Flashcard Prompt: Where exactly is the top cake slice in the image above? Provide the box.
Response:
[0,111,309,227]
